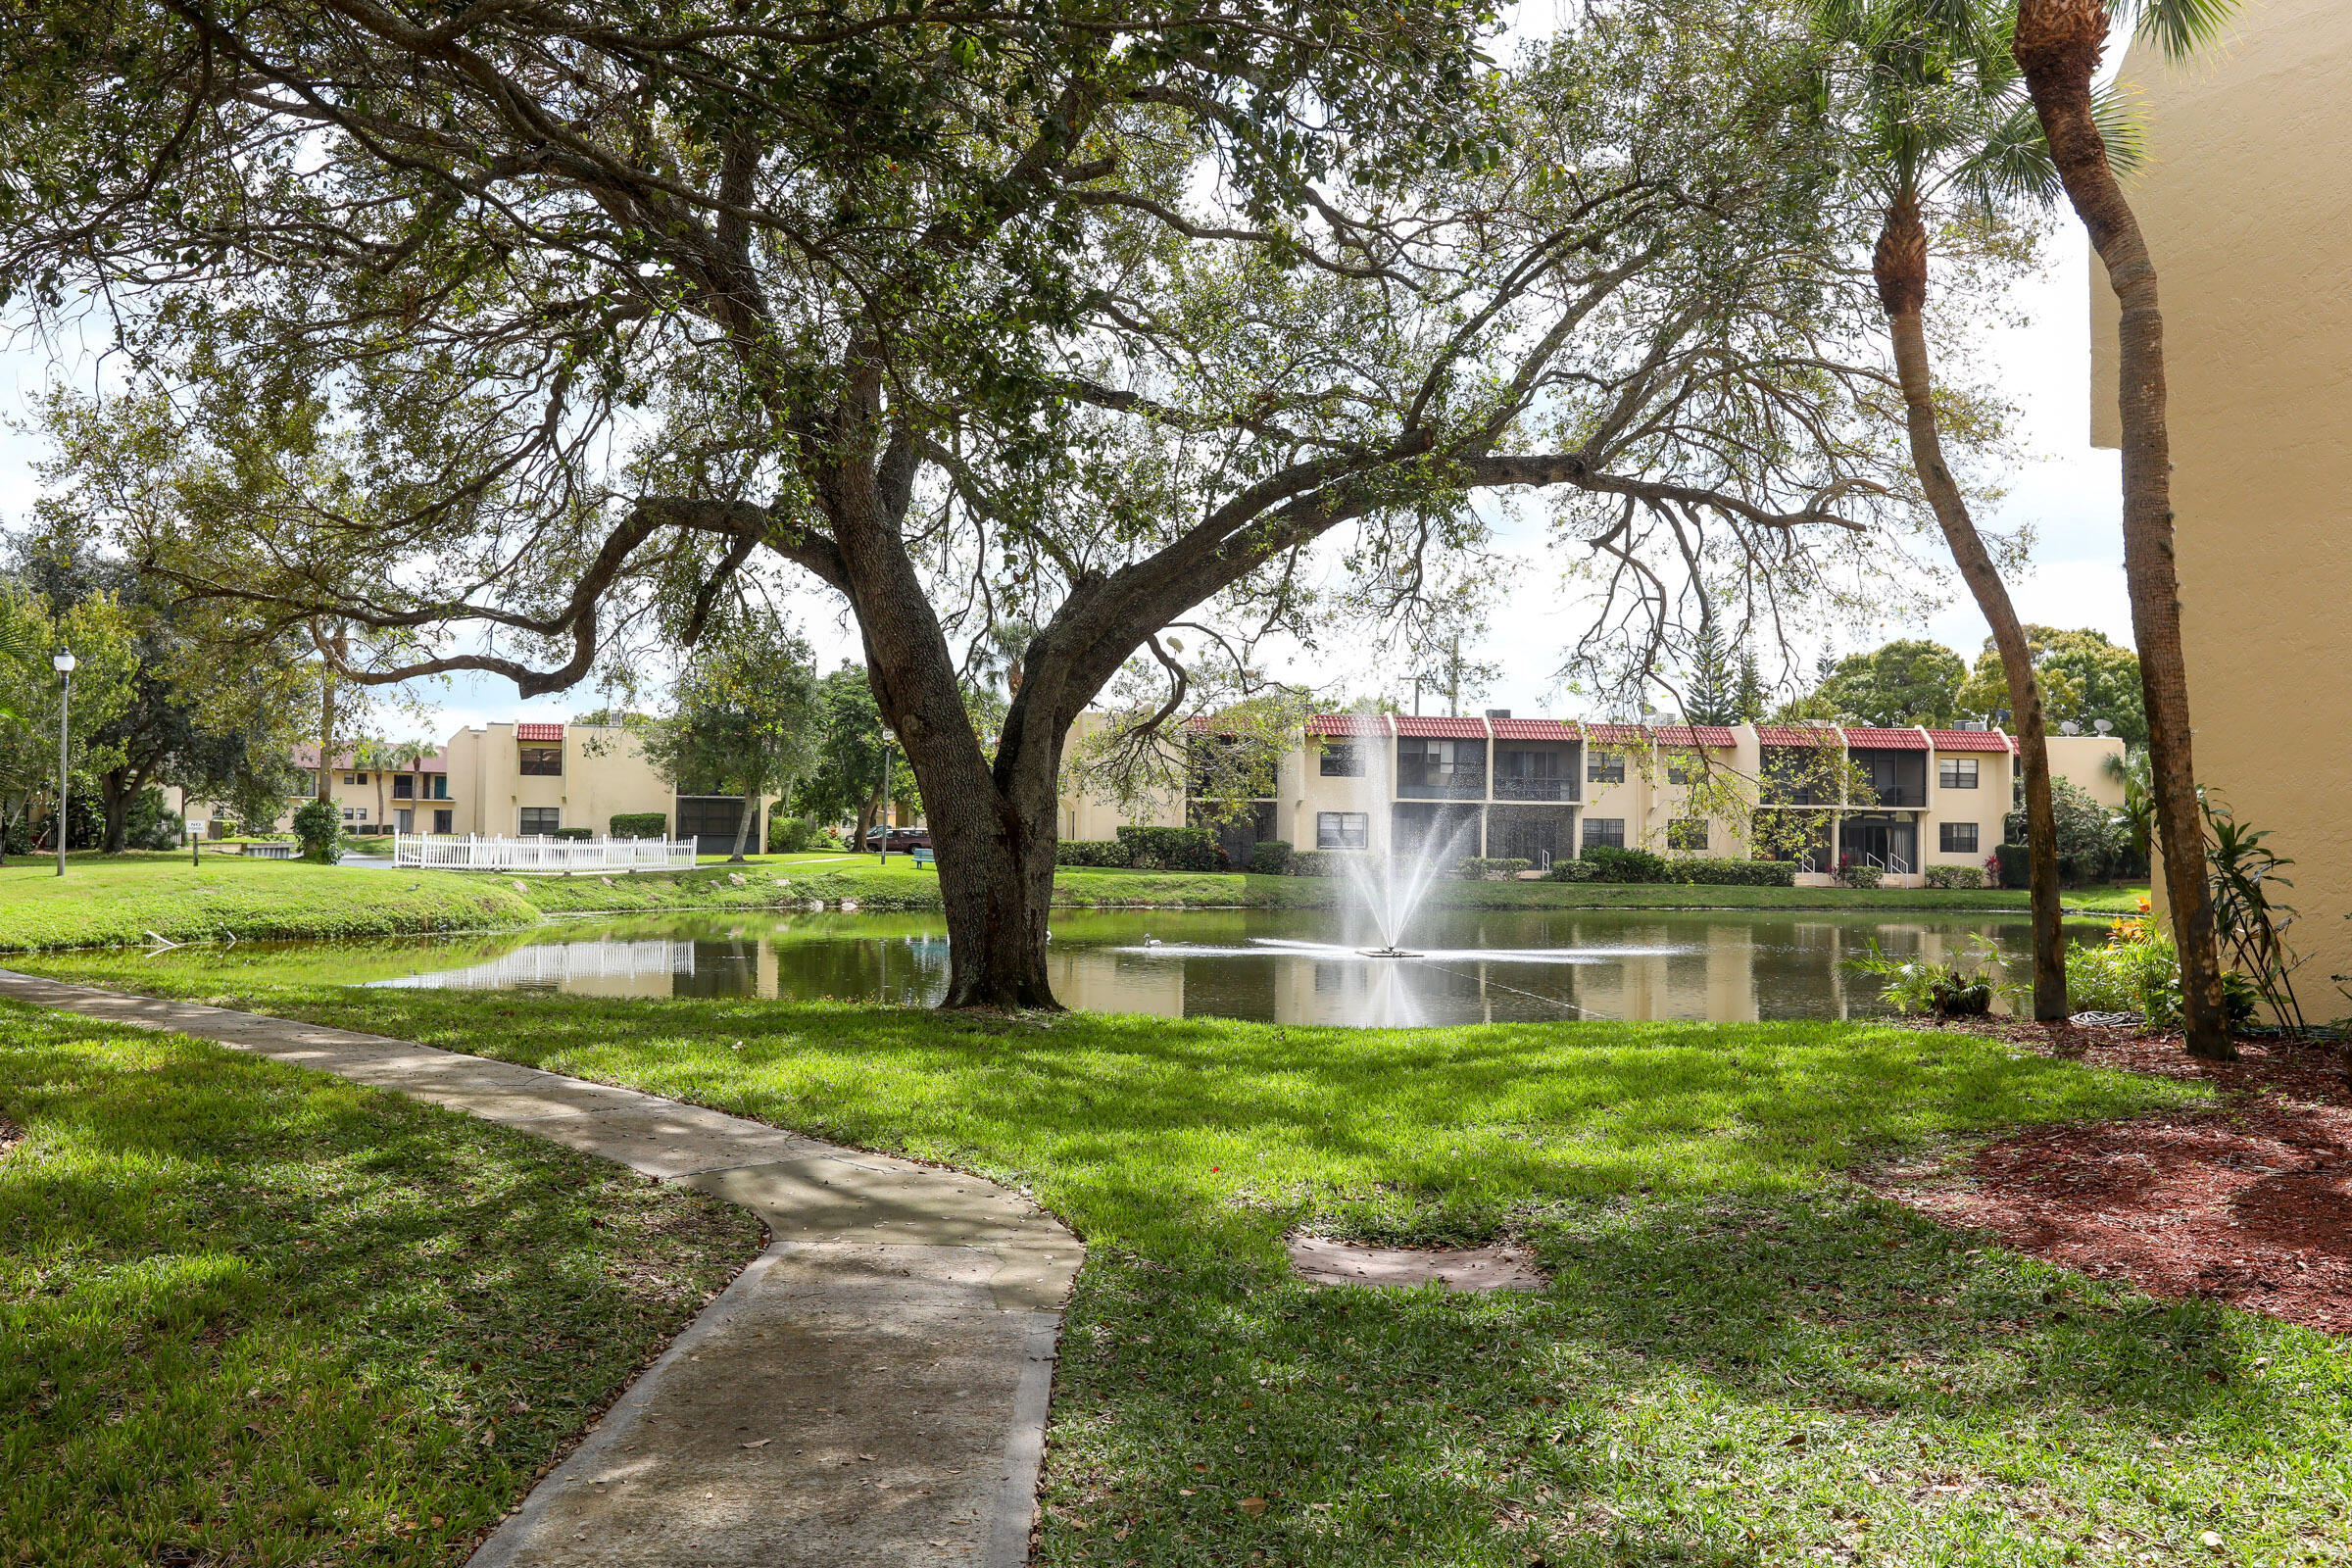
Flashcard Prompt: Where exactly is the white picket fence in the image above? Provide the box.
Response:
[392,833,697,873]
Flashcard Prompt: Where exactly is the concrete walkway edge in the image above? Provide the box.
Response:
[0,969,1083,1567]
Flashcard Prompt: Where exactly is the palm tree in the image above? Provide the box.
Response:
[2102,745,2152,865]
[1813,0,2136,1020]
[2010,0,2239,1058]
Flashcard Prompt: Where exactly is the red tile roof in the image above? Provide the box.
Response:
[1650,724,1739,748]
[1926,728,2013,753]
[1841,726,1928,751]
[1489,717,1580,741]
[1582,722,1648,744]
[1392,715,1488,738]
[1754,724,1843,748]
[1306,713,1391,737]
[516,722,564,742]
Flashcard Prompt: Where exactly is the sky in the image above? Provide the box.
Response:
[0,13,2138,743]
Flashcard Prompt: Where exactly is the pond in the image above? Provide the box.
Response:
[172,906,2112,1027]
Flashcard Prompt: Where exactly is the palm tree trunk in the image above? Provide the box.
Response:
[2013,0,2231,1058]
[1875,191,2068,1020]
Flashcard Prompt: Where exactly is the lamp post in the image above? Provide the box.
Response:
[51,649,74,877]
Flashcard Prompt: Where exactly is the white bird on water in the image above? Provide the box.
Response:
[1144,934,1160,947]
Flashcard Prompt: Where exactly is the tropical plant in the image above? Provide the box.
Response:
[2102,745,2153,864]
[2067,913,2257,1030]
[2202,799,2304,1031]
[1846,934,2003,1015]
[2009,0,2243,1058]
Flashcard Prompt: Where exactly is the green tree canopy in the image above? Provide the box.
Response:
[1956,626,2145,745]
[639,614,821,861]
[1814,639,1968,728]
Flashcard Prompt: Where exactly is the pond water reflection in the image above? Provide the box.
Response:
[346,907,2102,1027]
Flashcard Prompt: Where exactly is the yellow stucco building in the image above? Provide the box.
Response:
[2090,0,2352,1002]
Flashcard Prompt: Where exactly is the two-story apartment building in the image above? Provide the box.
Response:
[1060,711,2124,885]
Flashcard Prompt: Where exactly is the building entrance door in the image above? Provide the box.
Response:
[1842,816,1917,873]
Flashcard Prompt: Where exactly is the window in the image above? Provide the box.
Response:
[520,807,561,835]
[355,808,367,822]
[340,808,356,821]
[1667,818,1709,851]
[1582,816,1626,849]
[1318,740,1364,777]
[1939,821,1979,854]
[1587,752,1626,785]
[392,774,416,799]
[433,808,453,834]
[518,745,564,776]
[1315,811,1369,850]
[431,775,449,800]
[1938,757,1980,789]
[1666,756,1697,785]
[343,772,358,785]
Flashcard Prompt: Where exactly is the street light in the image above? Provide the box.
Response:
[51,650,74,877]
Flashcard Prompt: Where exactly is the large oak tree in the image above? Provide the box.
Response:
[6,1,1942,1005]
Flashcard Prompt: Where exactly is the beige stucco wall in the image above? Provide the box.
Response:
[2089,0,2352,990]
[442,722,678,837]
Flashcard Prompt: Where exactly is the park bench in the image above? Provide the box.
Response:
[910,847,936,869]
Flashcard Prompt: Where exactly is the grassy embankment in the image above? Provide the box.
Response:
[0,851,2147,953]
[16,949,2350,1566]
[0,998,760,1564]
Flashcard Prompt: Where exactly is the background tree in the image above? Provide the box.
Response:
[2009,0,2241,1057]
[5,1,1983,1005]
[640,615,821,862]
[0,581,138,859]
[1956,624,2145,742]
[1682,620,1740,725]
[794,664,920,850]
[1813,638,1969,727]
[1735,646,1768,724]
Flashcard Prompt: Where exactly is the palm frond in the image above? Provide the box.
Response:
[2090,80,2148,177]
[2122,0,2241,63]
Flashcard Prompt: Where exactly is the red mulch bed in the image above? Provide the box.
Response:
[1870,1019,2352,1334]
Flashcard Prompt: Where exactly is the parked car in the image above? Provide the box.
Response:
[863,826,932,852]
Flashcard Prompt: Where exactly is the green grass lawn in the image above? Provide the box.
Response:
[0,998,760,1566]
[0,854,542,952]
[14,953,2345,1565]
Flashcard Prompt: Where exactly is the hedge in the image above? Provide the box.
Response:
[1115,824,1224,872]
[552,827,595,841]
[1845,863,1885,890]
[766,815,822,854]
[1670,858,1796,887]
[1544,859,1596,882]
[1992,841,2029,890]
[1925,864,1985,889]
[1249,839,1294,875]
[1577,845,1670,883]
[1456,858,1532,880]
[611,812,668,839]
[1057,839,1133,868]
[1290,850,1375,879]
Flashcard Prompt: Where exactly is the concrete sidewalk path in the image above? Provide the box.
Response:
[0,969,1081,1568]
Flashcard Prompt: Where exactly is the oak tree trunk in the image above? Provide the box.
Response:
[102,769,132,856]
[731,784,759,862]
[2014,1,2232,1057]
[1875,192,2068,1019]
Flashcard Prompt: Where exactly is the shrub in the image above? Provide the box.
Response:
[1290,850,1376,879]
[1846,935,2001,1016]
[1843,862,1884,890]
[1248,839,1294,876]
[1456,858,1531,880]
[1056,839,1133,868]
[1579,845,1669,883]
[553,827,594,840]
[1115,824,1224,872]
[1672,858,1795,887]
[766,814,821,854]
[611,811,667,839]
[1925,864,1984,889]
[1991,841,2029,889]
[2067,917,2259,1028]
[1544,858,1596,882]
[291,798,343,863]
